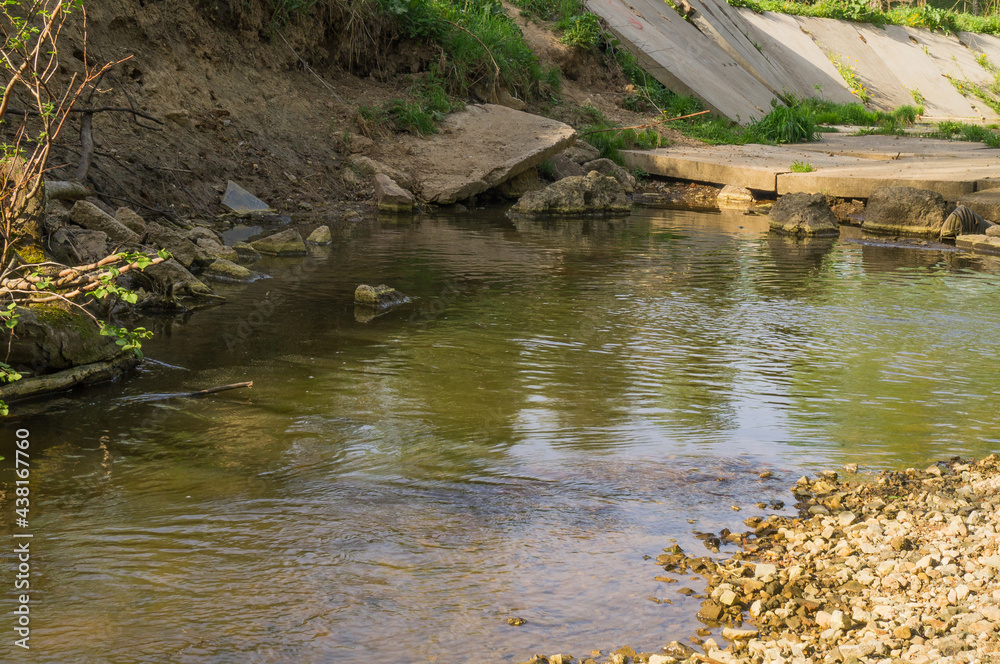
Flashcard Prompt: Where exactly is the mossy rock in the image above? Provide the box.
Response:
[6,304,122,373]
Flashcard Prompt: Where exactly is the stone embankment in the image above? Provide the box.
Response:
[518,455,1000,664]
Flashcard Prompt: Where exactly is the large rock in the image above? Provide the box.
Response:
[69,200,141,245]
[195,237,238,261]
[769,193,840,237]
[140,259,216,302]
[5,304,121,372]
[348,155,414,191]
[203,259,255,282]
[404,104,576,204]
[307,225,332,245]
[717,185,756,209]
[49,228,109,265]
[561,140,600,164]
[582,158,636,193]
[143,222,210,269]
[45,180,92,201]
[510,171,630,216]
[115,207,146,234]
[375,174,415,213]
[250,228,307,256]
[863,187,948,237]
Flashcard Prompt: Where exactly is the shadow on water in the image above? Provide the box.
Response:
[4,206,1000,662]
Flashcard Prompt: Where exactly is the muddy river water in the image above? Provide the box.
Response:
[4,208,1000,663]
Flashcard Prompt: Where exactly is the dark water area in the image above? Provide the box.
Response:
[3,208,1000,663]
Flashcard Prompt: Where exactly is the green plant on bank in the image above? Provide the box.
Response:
[949,77,1000,115]
[268,0,318,28]
[356,0,560,136]
[726,0,1000,36]
[930,120,1000,147]
[790,160,814,172]
[1,1,167,415]
[829,53,871,104]
[909,87,927,107]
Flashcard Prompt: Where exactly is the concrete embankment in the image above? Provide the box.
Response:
[588,0,1000,124]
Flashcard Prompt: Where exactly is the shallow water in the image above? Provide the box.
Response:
[4,208,1000,663]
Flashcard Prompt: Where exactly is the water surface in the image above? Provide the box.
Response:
[4,208,1000,663]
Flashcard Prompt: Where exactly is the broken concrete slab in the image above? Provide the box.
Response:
[957,188,1000,222]
[403,104,575,204]
[624,134,1000,199]
[858,24,986,121]
[734,10,857,104]
[956,233,1000,255]
[793,16,912,111]
[905,27,1000,121]
[586,0,777,122]
[221,181,272,214]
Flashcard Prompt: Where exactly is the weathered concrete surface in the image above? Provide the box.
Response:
[624,134,1000,198]
[956,234,1000,255]
[858,24,987,121]
[957,188,1000,222]
[958,31,1000,69]
[585,0,777,122]
[905,27,1000,121]
[404,104,575,204]
[734,9,857,104]
[793,17,913,111]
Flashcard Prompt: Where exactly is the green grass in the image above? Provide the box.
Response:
[929,120,1000,147]
[727,0,1000,35]
[790,160,814,172]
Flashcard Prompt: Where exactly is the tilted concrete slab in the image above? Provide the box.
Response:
[685,0,790,96]
[734,9,857,104]
[624,134,1000,199]
[857,24,987,121]
[404,104,576,204]
[586,0,778,122]
[958,31,1000,68]
[904,27,1000,121]
[793,16,913,111]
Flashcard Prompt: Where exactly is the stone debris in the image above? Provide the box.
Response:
[69,200,141,244]
[249,228,307,256]
[510,171,630,216]
[306,225,332,245]
[768,193,840,237]
[519,454,1000,664]
[374,173,415,213]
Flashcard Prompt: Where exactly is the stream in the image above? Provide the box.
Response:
[3,207,1000,663]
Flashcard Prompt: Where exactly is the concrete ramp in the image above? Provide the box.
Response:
[958,31,1000,68]
[793,16,913,111]
[734,10,857,104]
[857,24,989,121]
[905,27,1000,121]
[586,0,778,122]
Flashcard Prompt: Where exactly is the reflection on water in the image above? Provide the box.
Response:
[4,208,1000,663]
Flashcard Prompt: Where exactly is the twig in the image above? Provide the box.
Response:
[3,106,163,125]
[183,381,253,398]
[582,110,711,135]
[277,33,343,102]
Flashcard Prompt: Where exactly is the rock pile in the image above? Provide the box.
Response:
[518,455,1000,664]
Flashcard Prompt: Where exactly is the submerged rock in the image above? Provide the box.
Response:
[203,258,255,282]
[307,225,333,245]
[510,171,630,216]
[863,186,948,237]
[354,284,408,307]
[768,192,840,237]
[250,228,307,256]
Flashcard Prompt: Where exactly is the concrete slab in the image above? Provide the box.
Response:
[403,104,575,204]
[958,31,1000,69]
[685,0,791,96]
[222,181,272,213]
[586,0,778,122]
[625,134,1000,199]
[793,16,912,111]
[735,9,857,104]
[858,24,986,121]
[904,27,1000,121]
[956,234,1000,255]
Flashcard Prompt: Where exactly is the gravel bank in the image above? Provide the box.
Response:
[518,455,1000,664]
